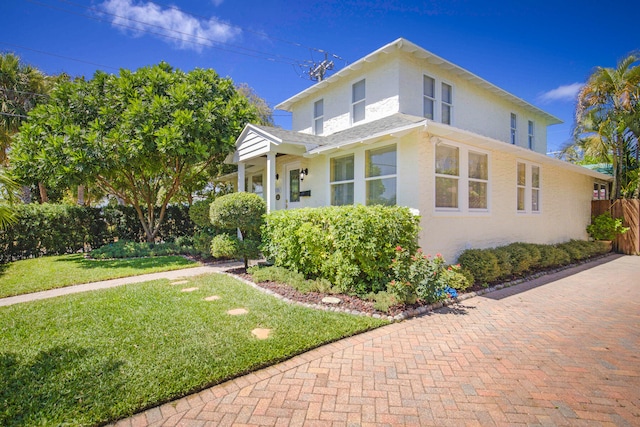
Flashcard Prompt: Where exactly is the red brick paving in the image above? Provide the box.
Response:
[109,255,640,426]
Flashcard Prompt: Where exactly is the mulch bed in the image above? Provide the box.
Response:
[227,267,429,317]
[226,253,615,318]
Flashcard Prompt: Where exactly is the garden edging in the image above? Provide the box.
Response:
[224,252,618,322]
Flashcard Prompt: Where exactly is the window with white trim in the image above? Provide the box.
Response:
[365,144,396,206]
[468,151,488,209]
[528,120,534,149]
[517,161,541,213]
[441,82,453,125]
[423,75,435,120]
[593,182,608,200]
[435,144,459,208]
[352,79,365,123]
[510,113,517,145]
[330,154,354,206]
[244,173,264,199]
[313,99,323,135]
[436,143,489,211]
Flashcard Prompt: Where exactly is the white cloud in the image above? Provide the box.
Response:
[537,83,584,103]
[211,0,224,6]
[99,0,240,52]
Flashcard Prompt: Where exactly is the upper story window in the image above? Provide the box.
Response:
[528,120,534,149]
[441,83,453,125]
[365,144,396,206]
[313,99,324,135]
[435,143,489,211]
[510,113,517,145]
[517,161,541,213]
[352,79,366,123]
[423,75,435,120]
[330,154,354,206]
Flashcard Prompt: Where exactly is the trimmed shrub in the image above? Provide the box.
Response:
[0,203,108,262]
[459,240,609,286]
[210,193,266,267]
[537,245,571,268]
[261,205,420,295]
[210,234,240,260]
[457,249,501,285]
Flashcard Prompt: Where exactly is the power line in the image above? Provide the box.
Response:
[56,0,303,64]
[0,41,120,71]
[26,0,300,66]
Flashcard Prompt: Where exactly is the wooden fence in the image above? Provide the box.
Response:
[591,199,640,255]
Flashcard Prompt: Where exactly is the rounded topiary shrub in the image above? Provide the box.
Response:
[209,192,266,267]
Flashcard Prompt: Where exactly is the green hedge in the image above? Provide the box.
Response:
[0,204,195,263]
[458,240,610,286]
[261,205,421,295]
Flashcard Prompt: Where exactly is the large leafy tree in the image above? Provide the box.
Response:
[574,53,640,199]
[12,63,261,241]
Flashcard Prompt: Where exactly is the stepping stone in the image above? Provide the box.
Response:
[181,287,199,292]
[322,296,342,304]
[252,328,271,340]
[172,280,189,285]
[204,295,221,301]
[227,308,248,316]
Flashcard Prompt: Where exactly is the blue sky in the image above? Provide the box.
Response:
[2,0,638,153]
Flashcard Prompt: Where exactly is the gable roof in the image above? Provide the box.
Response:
[275,38,562,125]
[231,113,427,163]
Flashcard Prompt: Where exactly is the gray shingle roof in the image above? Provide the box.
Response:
[252,113,426,152]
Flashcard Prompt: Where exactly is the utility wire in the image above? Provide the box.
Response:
[0,41,120,71]
[26,0,300,65]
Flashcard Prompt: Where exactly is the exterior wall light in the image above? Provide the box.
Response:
[300,168,309,181]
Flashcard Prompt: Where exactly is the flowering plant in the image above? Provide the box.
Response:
[388,246,454,303]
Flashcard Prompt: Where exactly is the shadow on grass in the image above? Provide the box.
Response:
[56,253,195,270]
[0,345,125,426]
[480,254,623,301]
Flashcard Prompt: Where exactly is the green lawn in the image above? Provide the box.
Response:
[0,273,387,426]
[0,254,198,298]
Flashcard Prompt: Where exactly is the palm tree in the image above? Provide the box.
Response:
[574,52,640,199]
[0,166,19,229]
[1,52,54,202]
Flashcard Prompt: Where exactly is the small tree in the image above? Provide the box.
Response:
[209,192,266,268]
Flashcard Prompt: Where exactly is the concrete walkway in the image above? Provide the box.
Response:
[0,261,243,307]
[106,255,640,427]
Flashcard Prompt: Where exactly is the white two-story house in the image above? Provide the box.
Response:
[227,38,611,261]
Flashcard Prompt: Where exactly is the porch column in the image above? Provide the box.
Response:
[266,152,276,212]
[237,162,245,192]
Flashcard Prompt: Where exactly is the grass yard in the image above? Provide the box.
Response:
[0,273,387,426]
[0,254,197,298]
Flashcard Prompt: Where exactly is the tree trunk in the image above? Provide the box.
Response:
[38,182,48,203]
[77,185,85,206]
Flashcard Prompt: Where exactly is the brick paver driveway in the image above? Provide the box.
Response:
[113,255,640,426]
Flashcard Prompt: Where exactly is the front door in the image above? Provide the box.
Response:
[285,164,301,209]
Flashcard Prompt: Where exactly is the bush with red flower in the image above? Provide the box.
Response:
[388,246,469,304]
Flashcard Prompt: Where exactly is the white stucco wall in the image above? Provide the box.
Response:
[397,53,551,154]
[287,50,554,154]
[290,58,401,135]
[412,134,594,261]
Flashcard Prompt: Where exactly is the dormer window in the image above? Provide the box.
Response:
[313,99,324,135]
[441,83,453,125]
[423,75,435,120]
[352,79,366,123]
